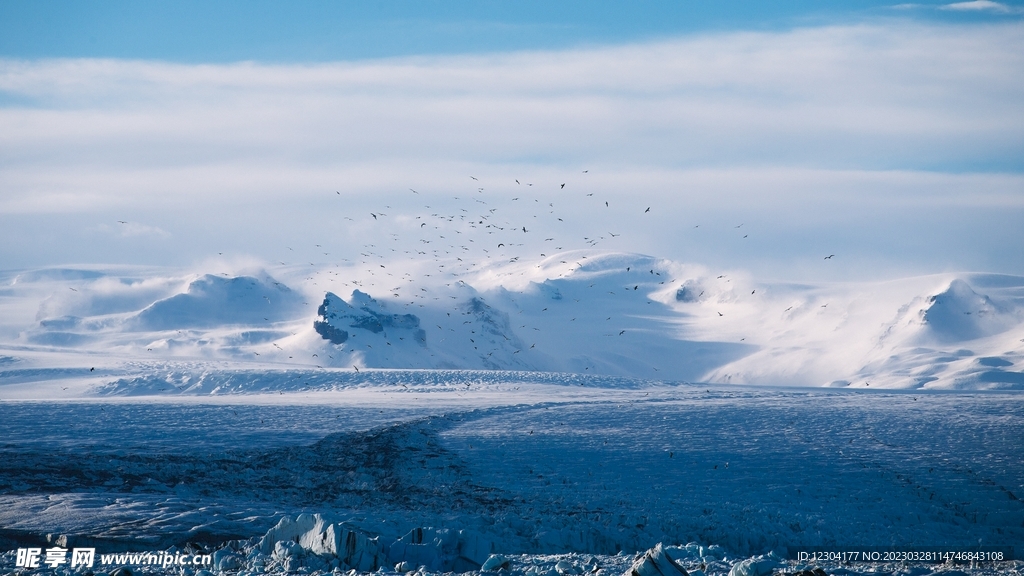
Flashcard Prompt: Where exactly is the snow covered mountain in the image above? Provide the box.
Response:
[2,256,1023,573]
[2,251,1022,392]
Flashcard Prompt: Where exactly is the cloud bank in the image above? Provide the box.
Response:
[1,21,1022,278]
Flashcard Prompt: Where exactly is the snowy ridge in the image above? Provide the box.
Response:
[1,253,1023,392]
[132,273,306,330]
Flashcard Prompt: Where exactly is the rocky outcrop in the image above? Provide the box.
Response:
[315,290,426,345]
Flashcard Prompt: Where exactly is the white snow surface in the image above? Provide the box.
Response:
[1,251,1023,392]
[2,252,1023,574]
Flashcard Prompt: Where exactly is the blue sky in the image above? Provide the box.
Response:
[1,2,1023,280]
[2,0,1020,61]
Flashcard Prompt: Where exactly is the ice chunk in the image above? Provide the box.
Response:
[273,540,302,561]
[482,554,511,571]
[259,513,385,572]
[387,526,494,572]
[728,557,780,576]
[213,548,240,571]
[626,543,689,576]
[388,527,457,572]
[557,559,580,574]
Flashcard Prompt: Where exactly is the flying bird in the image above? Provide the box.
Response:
[560,183,565,189]
[371,213,377,220]
[645,207,650,213]
[825,254,835,259]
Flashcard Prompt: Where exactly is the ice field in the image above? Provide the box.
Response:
[0,374,1022,575]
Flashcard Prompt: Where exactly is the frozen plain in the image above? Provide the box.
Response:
[0,377,1022,575]
[1,253,1023,575]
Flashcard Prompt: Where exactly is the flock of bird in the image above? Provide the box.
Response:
[305,174,829,368]
[113,172,836,370]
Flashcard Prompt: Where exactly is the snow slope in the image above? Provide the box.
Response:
[1,252,1023,391]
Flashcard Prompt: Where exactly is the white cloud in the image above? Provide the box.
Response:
[0,21,1022,279]
[941,0,1020,13]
